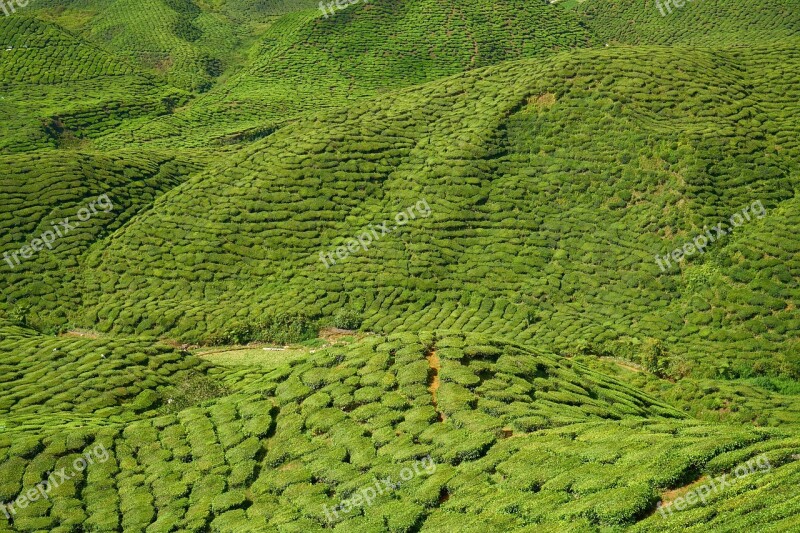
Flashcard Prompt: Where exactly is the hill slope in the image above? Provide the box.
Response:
[74,44,800,379]
[91,0,592,148]
[0,14,188,153]
[2,331,799,531]
[0,149,204,332]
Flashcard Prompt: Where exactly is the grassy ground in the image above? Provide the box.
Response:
[196,345,311,367]
[194,328,370,367]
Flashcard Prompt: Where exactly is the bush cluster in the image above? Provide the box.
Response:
[205,313,317,346]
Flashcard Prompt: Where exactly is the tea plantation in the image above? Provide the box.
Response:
[75,44,800,378]
[1,0,800,530]
[0,149,205,331]
[2,330,799,531]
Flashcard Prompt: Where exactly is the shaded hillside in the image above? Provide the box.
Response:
[0,149,204,331]
[0,15,189,153]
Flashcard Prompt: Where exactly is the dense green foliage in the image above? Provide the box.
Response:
[0,321,215,421]
[1,0,799,530]
[0,150,202,332]
[204,313,318,346]
[62,44,800,380]
[2,329,799,531]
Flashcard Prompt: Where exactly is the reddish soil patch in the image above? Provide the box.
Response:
[427,349,445,422]
[659,475,709,509]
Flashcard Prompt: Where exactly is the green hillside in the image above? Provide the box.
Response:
[1,0,799,530]
[2,330,799,531]
[577,0,800,46]
[74,44,800,379]
[0,14,188,153]
[92,0,592,148]
[76,0,244,92]
[0,149,204,331]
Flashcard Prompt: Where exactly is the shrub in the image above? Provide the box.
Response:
[332,307,363,330]
[640,338,669,378]
[206,313,317,346]
[159,372,228,414]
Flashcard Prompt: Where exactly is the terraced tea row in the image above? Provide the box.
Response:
[577,355,800,429]
[577,0,800,47]
[0,321,211,420]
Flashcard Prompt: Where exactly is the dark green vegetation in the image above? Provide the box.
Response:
[0,150,202,331]
[0,319,210,422]
[1,0,799,530]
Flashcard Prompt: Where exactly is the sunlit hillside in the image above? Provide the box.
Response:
[1,0,799,531]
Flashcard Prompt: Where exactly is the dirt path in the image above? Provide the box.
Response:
[61,329,100,339]
[613,360,643,373]
[427,349,445,422]
[318,327,358,343]
[661,476,708,504]
[596,356,643,373]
